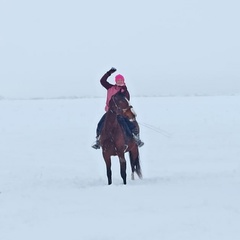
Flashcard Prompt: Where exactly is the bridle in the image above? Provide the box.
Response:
[111,95,136,122]
[122,106,136,122]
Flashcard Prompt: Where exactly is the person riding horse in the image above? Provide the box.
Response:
[92,67,144,149]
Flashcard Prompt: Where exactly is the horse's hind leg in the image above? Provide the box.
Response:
[119,157,127,185]
[129,149,142,180]
[129,155,135,180]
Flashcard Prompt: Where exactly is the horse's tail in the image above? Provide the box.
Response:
[129,150,142,179]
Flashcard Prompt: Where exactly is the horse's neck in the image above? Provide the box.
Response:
[101,110,127,146]
[105,111,117,125]
[101,111,119,135]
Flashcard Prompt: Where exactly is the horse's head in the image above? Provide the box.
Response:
[123,105,137,122]
[109,92,136,121]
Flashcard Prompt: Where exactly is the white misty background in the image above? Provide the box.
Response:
[0,0,240,99]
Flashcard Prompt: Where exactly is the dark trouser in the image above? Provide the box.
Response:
[96,113,139,137]
[96,113,106,137]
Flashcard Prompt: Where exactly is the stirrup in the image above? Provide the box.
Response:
[137,140,144,147]
[91,141,100,149]
[133,134,144,148]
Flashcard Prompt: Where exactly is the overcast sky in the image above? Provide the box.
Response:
[0,0,239,98]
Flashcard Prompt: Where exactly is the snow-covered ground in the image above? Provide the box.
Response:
[1,95,240,240]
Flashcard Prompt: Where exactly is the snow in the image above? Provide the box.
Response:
[1,95,240,240]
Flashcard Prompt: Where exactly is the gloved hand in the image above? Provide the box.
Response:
[107,67,117,75]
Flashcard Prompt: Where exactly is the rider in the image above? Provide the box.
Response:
[92,67,144,149]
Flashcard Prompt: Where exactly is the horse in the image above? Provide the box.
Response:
[99,92,142,185]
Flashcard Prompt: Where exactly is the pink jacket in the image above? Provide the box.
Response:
[100,72,130,111]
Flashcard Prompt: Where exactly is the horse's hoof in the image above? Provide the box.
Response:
[137,172,143,179]
[131,173,135,180]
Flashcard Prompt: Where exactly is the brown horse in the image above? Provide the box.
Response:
[99,92,142,185]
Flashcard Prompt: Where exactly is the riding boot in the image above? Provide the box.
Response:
[133,133,144,147]
[92,136,100,149]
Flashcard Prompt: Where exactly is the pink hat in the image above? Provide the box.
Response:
[115,74,125,86]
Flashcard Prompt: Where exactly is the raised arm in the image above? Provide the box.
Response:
[100,67,117,90]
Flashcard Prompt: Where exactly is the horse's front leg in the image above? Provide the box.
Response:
[106,162,112,185]
[103,155,112,185]
[119,157,127,185]
[107,167,112,185]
